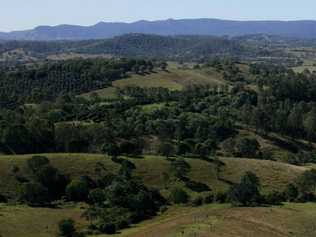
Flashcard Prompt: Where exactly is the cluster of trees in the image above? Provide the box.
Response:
[0,58,156,105]
[15,156,165,235]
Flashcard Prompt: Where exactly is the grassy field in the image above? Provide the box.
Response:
[0,153,312,237]
[2,202,316,237]
[80,67,226,99]
[0,204,87,237]
[0,153,306,197]
[93,203,316,237]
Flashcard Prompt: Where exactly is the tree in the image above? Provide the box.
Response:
[158,142,175,159]
[228,171,261,206]
[66,178,90,202]
[27,156,50,173]
[20,182,49,206]
[35,165,67,200]
[58,219,76,237]
[303,108,316,141]
[170,158,191,180]
[102,142,120,160]
[234,137,260,158]
[296,169,316,194]
[169,187,189,204]
[285,183,299,202]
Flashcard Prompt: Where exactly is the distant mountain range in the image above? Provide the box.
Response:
[1,19,316,41]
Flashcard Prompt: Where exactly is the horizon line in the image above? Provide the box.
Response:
[2,17,316,33]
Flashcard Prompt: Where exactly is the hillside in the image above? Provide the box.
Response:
[0,154,306,198]
[2,19,316,40]
[0,153,310,237]
[99,203,316,237]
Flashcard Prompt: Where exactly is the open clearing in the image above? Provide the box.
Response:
[2,203,316,237]
[94,203,316,237]
[80,67,226,99]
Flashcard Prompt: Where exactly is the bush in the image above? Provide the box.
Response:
[66,178,90,202]
[285,184,299,202]
[20,182,49,206]
[0,194,7,203]
[58,219,75,237]
[191,196,203,206]
[27,156,50,173]
[88,188,106,205]
[228,171,261,206]
[169,187,189,204]
[264,191,286,205]
[99,223,116,235]
[214,192,228,203]
[204,193,214,204]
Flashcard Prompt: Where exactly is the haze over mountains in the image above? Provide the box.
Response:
[1,18,316,41]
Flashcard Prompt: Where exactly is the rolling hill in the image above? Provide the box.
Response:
[0,153,312,237]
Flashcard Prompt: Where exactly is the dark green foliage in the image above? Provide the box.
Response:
[66,178,90,202]
[158,142,175,159]
[285,184,299,202]
[228,171,261,206]
[102,143,120,159]
[35,165,67,200]
[84,174,165,234]
[170,158,191,180]
[191,196,203,207]
[20,157,67,205]
[27,156,50,173]
[0,58,154,103]
[169,187,189,204]
[223,137,260,158]
[264,191,286,205]
[204,193,215,204]
[88,188,106,205]
[58,219,76,237]
[20,182,49,206]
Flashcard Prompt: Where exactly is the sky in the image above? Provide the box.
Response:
[0,0,315,32]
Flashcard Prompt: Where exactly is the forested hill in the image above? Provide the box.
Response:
[0,34,248,61]
[1,19,316,40]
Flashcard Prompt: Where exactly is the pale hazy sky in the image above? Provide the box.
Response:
[0,0,315,31]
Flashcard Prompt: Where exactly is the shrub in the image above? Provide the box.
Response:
[285,184,299,202]
[58,219,75,237]
[228,171,261,206]
[99,223,116,235]
[27,156,50,173]
[88,188,106,205]
[264,191,286,205]
[0,194,7,203]
[214,192,228,203]
[20,182,49,206]
[191,196,203,207]
[204,193,214,204]
[66,178,89,202]
[169,187,189,204]
[34,164,68,200]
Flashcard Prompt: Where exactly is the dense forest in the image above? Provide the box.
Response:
[1,33,316,63]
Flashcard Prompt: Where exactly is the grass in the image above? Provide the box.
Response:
[0,153,312,237]
[91,203,316,237]
[3,202,316,237]
[0,153,306,197]
[79,67,226,99]
[80,87,119,100]
[0,204,87,237]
